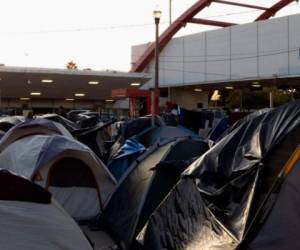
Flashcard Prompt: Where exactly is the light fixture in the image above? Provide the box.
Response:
[20,97,30,101]
[252,82,261,88]
[88,81,99,85]
[75,93,85,97]
[41,79,53,83]
[65,98,75,101]
[225,86,234,90]
[210,90,221,101]
[194,88,202,92]
[153,10,162,20]
[105,99,114,102]
[131,82,141,86]
[30,92,41,96]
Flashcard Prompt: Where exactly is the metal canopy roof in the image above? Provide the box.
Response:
[0,66,151,100]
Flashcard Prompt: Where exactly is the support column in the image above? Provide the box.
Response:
[269,90,274,108]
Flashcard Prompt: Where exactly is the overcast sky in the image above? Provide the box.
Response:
[0,0,299,71]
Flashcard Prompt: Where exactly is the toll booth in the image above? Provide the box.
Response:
[112,88,152,118]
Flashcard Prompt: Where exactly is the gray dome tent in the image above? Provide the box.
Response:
[0,134,116,222]
[0,170,93,250]
[0,116,24,132]
[0,118,73,152]
[138,99,300,250]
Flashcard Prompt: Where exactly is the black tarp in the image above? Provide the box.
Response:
[247,159,300,250]
[100,138,208,248]
[139,99,300,250]
[74,120,115,163]
[40,114,79,131]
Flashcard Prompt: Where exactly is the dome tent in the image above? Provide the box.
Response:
[0,170,93,250]
[138,99,300,250]
[0,116,24,132]
[100,137,208,248]
[0,134,116,222]
[0,118,73,152]
[108,125,200,181]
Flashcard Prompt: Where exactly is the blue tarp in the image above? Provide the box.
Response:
[108,139,145,180]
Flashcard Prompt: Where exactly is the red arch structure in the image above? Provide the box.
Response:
[131,0,296,72]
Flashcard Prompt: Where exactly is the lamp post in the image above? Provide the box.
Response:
[152,9,161,126]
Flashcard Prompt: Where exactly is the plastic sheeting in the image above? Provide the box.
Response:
[74,120,115,163]
[108,139,145,180]
[39,114,79,131]
[248,159,300,249]
[139,100,300,250]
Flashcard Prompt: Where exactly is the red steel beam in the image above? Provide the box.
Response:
[213,0,268,10]
[255,0,295,21]
[131,0,213,72]
[131,0,295,73]
[189,18,237,27]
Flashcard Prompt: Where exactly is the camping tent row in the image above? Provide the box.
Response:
[0,117,209,250]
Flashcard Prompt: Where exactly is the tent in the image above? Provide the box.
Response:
[0,134,116,222]
[137,99,300,249]
[137,125,199,148]
[0,170,93,250]
[122,115,165,141]
[108,115,165,163]
[246,152,300,249]
[100,137,208,248]
[0,116,24,132]
[39,114,79,131]
[0,118,73,152]
[108,125,200,180]
[74,120,116,163]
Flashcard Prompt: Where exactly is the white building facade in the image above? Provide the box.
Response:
[132,13,300,109]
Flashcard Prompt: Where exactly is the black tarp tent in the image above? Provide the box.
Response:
[122,115,165,141]
[138,99,300,250]
[39,114,79,132]
[0,134,116,222]
[0,170,93,250]
[247,155,300,249]
[74,120,116,163]
[100,137,208,248]
[0,118,73,152]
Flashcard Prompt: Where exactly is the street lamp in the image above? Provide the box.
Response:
[152,9,161,126]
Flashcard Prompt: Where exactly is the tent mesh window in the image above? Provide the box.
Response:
[47,158,100,222]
